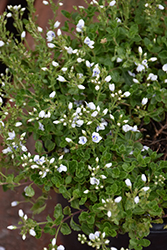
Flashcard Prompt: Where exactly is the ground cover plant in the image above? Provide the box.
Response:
[0,0,167,249]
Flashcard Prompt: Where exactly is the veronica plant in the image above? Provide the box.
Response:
[1,0,167,250]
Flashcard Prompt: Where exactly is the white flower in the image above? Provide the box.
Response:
[105,163,112,168]
[76,19,85,32]
[29,229,36,237]
[91,111,98,117]
[57,75,66,82]
[92,66,100,77]
[86,60,94,68]
[22,234,26,240]
[50,158,55,164]
[141,97,148,105]
[43,0,49,5]
[47,43,55,48]
[57,164,67,173]
[115,196,122,203]
[109,0,116,6]
[107,211,112,217]
[134,196,139,204]
[89,233,95,240]
[142,187,150,192]
[15,122,22,127]
[34,155,45,164]
[57,29,62,36]
[31,164,39,169]
[87,102,96,110]
[142,145,149,151]
[77,58,84,63]
[141,174,147,182]
[142,59,148,67]
[68,102,73,110]
[84,189,89,194]
[111,248,118,250]
[57,245,65,250]
[92,132,102,143]
[116,17,121,23]
[128,71,135,77]
[122,124,132,132]
[65,138,72,143]
[105,75,112,82]
[7,131,15,140]
[7,225,16,230]
[38,122,44,131]
[46,30,55,42]
[52,238,56,246]
[147,73,157,81]
[84,37,94,49]
[78,136,87,145]
[125,178,132,187]
[133,78,139,83]
[110,114,114,120]
[0,41,5,47]
[49,91,56,98]
[109,83,115,92]
[18,209,24,217]
[52,61,59,67]
[37,26,43,32]
[7,12,12,17]
[78,84,85,89]
[149,57,157,62]
[76,119,84,126]
[90,177,100,185]
[39,110,45,118]
[54,21,60,28]
[136,64,145,72]
[95,85,100,91]
[158,4,164,10]
[116,57,123,63]
[41,67,47,71]
[64,46,74,54]
[2,147,12,154]
[21,31,26,38]
[138,46,142,55]
[11,201,18,207]
[162,64,167,72]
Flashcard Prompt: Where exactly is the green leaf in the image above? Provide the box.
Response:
[71,199,80,209]
[25,185,35,197]
[54,203,62,218]
[139,239,150,247]
[44,226,56,235]
[31,202,46,214]
[44,139,55,152]
[158,50,167,59]
[63,206,71,215]
[60,222,72,235]
[65,175,72,184]
[70,217,81,231]
[6,174,14,183]
[81,223,93,234]
[61,10,71,18]
[106,183,118,195]
[129,24,138,38]
[35,140,43,153]
[122,163,134,172]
